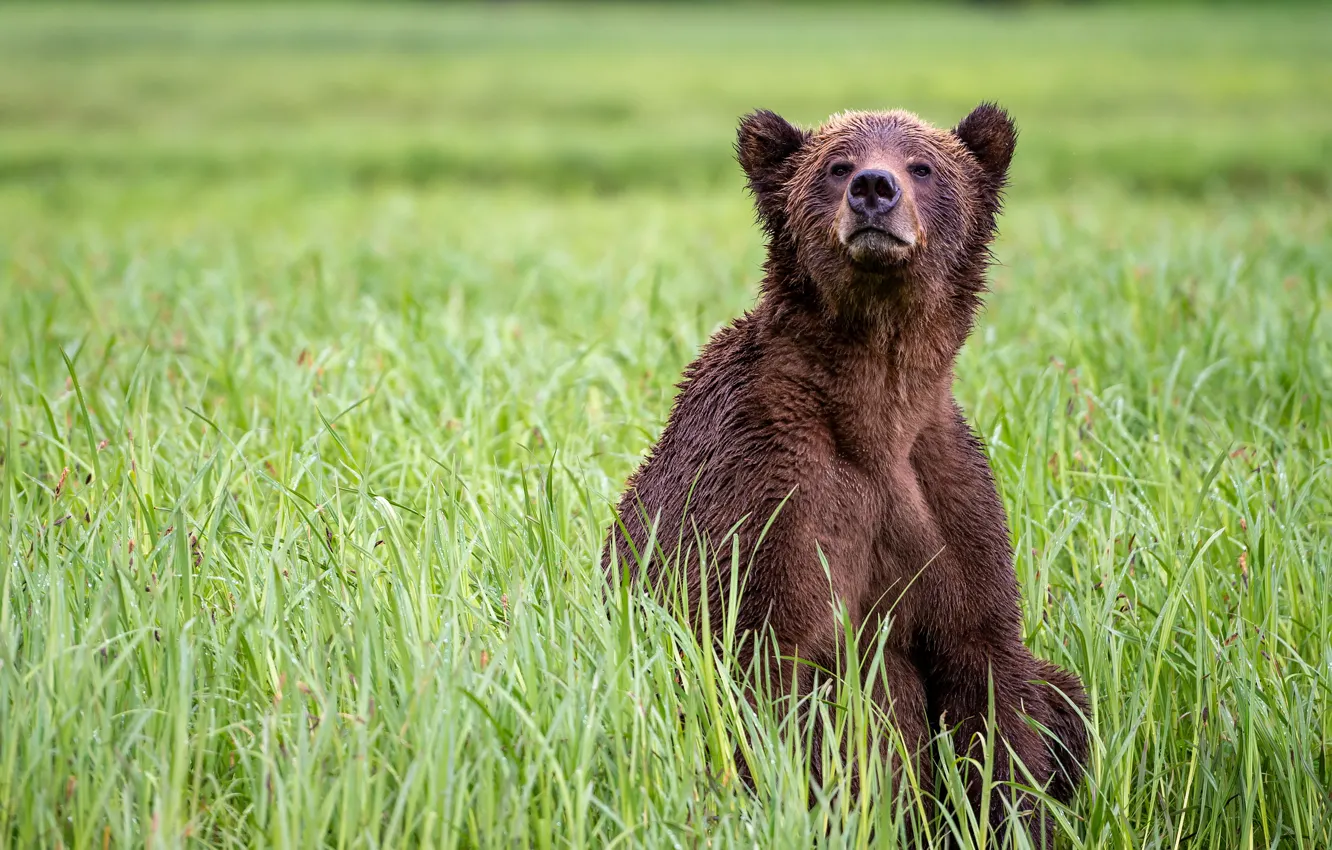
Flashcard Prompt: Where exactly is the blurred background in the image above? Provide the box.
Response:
[4,2,1329,205]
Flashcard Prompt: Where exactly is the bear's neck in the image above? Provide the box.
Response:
[750,286,967,463]
[757,263,981,380]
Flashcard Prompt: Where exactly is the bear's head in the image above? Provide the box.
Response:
[737,105,1016,328]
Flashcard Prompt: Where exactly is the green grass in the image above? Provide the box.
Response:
[1,3,1330,848]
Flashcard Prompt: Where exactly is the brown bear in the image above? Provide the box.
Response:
[603,105,1088,844]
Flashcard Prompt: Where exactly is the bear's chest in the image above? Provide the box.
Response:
[816,441,946,635]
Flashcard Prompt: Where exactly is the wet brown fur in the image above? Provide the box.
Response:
[603,105,1089,845]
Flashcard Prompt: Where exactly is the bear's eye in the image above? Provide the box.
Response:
[828,162,854,179]
[908,163,933,179]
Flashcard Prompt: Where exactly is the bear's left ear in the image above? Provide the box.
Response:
[953,102,1017,183]
[736,110,810,230]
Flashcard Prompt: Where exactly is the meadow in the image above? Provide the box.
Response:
[1,3,1330,848]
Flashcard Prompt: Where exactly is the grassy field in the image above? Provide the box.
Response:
[2,3,1330,848]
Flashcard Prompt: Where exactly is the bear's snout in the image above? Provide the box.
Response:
[838,165,920,265]
[847,169,901,215]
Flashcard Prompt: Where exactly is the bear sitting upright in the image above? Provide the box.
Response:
[603,105,1088,844]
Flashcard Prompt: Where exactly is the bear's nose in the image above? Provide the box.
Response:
[847,169,901,215]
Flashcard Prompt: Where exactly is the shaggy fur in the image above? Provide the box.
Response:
[603,104,1088,845]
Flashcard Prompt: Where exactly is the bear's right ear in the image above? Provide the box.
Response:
[736,110,809,229]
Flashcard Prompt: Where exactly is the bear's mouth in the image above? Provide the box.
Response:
[844,226,917,266]
[848,226,912,247]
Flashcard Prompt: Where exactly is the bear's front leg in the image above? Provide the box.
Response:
[920,634,1059,846]
[906,402,1082,845]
